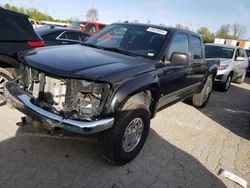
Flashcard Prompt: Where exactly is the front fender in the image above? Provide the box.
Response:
[104,73,160,116]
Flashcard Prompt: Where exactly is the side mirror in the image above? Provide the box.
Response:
[236,56,245,61]
[170,52,188,66]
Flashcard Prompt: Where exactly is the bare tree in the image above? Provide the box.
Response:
[231,23,247,40]
[85,8,99,22]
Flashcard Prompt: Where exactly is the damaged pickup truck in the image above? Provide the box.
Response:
[6,23,217,165]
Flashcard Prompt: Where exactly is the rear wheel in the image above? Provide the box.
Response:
[98,101,150,165]
[0,68,13,106]
[235,71,246,84]
[219,74,232,92]
[192,75,213,108]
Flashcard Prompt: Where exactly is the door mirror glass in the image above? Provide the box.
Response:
[170,52,188,65]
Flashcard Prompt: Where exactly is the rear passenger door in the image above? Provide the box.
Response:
[158,33,191,108]
[188,35,206,85]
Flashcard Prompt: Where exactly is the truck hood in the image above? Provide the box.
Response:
[21,44,156,83]
[218,58,232,65]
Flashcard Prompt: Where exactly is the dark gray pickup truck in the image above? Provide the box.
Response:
[5,23,217,165]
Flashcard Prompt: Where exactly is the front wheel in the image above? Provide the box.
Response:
[0,68,13,106]
[219,74,232,92]
[192,75,213,108]
[98,102,150,165]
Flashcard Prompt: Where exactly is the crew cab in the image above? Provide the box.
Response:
[0,8,44,105]
[205,44,248,91]
[5,23,217,165]
[69,21,106,36]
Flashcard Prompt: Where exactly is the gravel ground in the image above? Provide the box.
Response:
[0,78,249,188]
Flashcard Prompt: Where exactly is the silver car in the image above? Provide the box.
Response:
[205,44,248,91]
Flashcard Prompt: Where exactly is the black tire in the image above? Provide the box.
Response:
[219,74,232,92]
[192,75,213,108]
[0,68,13,106]
[235,71,246,84]
[98,101,150,165]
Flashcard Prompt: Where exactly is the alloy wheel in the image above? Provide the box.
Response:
[122,118,144,153]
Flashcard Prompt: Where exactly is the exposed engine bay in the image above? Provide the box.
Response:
[17,64,110,120]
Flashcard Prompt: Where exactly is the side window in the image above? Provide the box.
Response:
[246,50,250,57]
[44,31,62,40]
[84,24,97,33]
[238,48,245,58]
[98,25,106,30]
[58,32,67,40]
[190,36,202,59]
[65,32,81,41]
[168,34,189,59]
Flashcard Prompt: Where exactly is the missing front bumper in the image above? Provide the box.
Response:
[5,81,114,134]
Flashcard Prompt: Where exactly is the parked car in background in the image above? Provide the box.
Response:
[6,23,217,165]
[0,7,44,105]
[36,26,89,46]
[205,44,248,91]
[245,49,250,76]
[69,21,107,36]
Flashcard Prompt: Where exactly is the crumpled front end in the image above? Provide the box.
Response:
[5,63,114,134]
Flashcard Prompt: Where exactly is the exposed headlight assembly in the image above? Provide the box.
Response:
[64,80,110,119]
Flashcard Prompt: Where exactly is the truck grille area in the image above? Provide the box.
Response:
[17,64,110,120]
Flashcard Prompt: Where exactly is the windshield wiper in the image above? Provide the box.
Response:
[101,47,138,57]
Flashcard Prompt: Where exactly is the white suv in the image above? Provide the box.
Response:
[205,44,248,91]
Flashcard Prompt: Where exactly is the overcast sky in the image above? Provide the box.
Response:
[1,0,250,38]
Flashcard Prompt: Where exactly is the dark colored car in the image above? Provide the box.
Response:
[69,21,107,36]
[0,7,44,105]
[245,49,250,76]
[6,23,217,165]
[35,26,90,46]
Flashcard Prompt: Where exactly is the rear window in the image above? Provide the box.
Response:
[66,32,81,41]
[98,25,106,30]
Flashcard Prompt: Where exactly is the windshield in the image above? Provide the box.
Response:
[205,45,235,59]
[85,24,168,59]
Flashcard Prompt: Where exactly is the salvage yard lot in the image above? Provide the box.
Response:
[0,78,249,188]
